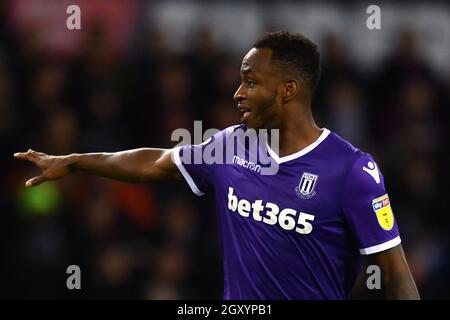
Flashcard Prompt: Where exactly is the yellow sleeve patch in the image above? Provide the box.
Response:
[372,194,395,231]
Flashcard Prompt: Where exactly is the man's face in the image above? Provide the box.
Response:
[233,48,283,129]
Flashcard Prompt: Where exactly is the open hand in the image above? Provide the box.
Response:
[13,149,74,187]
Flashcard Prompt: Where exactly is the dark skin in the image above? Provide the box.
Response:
[371,244,420,299]
[234,48,322,157]
[14,47,419,299]
[235,49,419,299]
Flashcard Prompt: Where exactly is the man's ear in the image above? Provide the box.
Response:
[283,80,299,103]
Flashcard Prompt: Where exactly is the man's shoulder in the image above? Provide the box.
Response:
[211,124,247,140]
[328,132,385,189]
[223,124,248,136]
[325,131,375,172]
[193,124,244,147]
[325,130,360,157]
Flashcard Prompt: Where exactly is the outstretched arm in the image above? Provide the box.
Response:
[372,244,420,299]
[14,148,182,187]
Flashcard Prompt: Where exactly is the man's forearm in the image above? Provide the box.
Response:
[383,269,420,300]
[374,245,420,300]
[70,148,170,182]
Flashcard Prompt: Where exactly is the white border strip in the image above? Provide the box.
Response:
[172,147,205,196]
[359,236,401,255]
[267,128,331,164]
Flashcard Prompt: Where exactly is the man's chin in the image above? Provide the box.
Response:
[244,122,264,130]
[240,116,251,128]
[240,116,264,130]
[241,119,255,129]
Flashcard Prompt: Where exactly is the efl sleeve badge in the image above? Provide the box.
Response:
[372,194,395,231]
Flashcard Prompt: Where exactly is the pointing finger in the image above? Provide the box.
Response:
[14,150,45,163]
[25,173,47,187]
[14,152,30,160]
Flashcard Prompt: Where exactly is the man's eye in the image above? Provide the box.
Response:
[247,80,255,87]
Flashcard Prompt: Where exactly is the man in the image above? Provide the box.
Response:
[14,31,419,300]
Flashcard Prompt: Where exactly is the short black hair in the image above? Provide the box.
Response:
[253,31,321,94]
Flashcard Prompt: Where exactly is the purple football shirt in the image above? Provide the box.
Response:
[172,125,400,300]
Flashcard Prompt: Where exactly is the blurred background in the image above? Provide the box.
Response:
[0,0,448,299]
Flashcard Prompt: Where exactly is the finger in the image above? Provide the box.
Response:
[14,150,43,163]
[14,152,27,159]
[25,173,47,187]
[13,153,36,163]
[27,149,46,159]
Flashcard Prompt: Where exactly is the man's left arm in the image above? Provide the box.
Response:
[372,244,420,299]
[341,152,420,299]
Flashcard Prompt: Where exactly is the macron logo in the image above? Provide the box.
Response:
[363,161,380,184]
[232,155,261,173]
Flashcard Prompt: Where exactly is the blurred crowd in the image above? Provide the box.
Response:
[0,0,449,299]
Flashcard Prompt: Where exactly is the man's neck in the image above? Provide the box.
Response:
[274,105,322,158]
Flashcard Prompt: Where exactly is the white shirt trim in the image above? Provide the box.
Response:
[172,147,205,196]
[266,128,331,164]
[359,236,401,255]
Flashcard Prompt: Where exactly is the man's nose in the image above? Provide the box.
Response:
[233,84,246,102]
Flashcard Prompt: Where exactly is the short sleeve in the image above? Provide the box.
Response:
[342,152,401,255]
[172,126,238,196]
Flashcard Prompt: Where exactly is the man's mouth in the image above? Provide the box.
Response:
[237,104,252,123]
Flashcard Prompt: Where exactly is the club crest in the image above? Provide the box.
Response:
[295,172,319,199]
